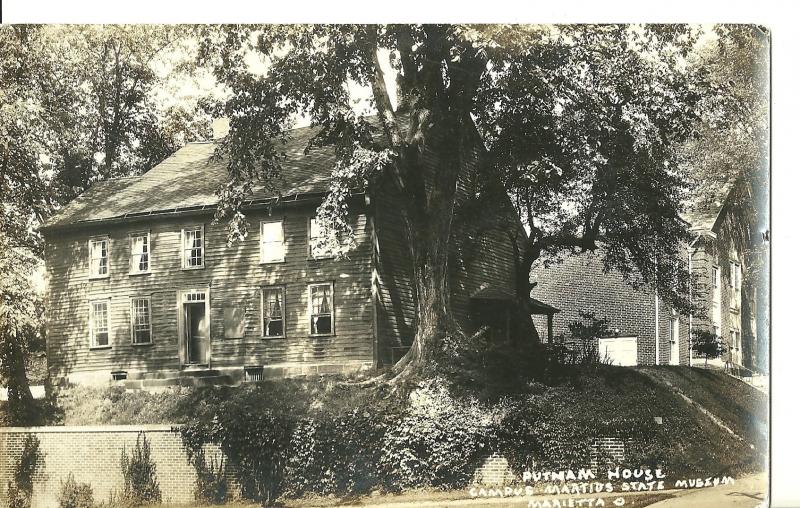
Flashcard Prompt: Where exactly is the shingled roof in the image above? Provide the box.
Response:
[43,123,341,230]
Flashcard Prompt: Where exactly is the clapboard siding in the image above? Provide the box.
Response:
[44,203,374,382]
[374,178,416,366]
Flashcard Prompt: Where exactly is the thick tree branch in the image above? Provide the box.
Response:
[367,28,402,149]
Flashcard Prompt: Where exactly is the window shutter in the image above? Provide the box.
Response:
[223,304,245,339]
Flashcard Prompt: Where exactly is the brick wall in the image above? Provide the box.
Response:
[473,452,517,486]
[472,439,629,487]
[0,426,221,507]
[590,437,627,470]
[532,251,690,366]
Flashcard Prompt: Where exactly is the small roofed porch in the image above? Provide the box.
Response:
[469,286,560,344]
[528,297,560,343]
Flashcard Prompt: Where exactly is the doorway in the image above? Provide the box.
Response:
[669,316,680,366]
[185,303,207,364]
[179,290,210,367]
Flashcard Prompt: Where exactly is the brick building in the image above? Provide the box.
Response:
[531,251,691,366]
[687,183,763,372]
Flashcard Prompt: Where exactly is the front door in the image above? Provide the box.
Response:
[185,302,208,365]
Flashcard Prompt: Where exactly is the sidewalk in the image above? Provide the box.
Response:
[645,472,767,508]
[309,472,767,508]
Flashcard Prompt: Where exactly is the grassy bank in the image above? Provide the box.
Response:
[0,365,767,504]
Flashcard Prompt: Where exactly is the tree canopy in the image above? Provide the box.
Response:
[0,24,212,417]
[0,24,768,383]
[198,24,731,373]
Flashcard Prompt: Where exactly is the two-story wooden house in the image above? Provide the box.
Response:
[40,121,526,387]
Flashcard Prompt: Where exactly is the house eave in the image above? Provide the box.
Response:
[40,191,365,235]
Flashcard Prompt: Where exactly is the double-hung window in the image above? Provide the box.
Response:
[262,287,285,338]
[261,220,285,263]
[130,232,150,274]
[89,299,110,348]
[89,237,110,278]
[730,329,739,351]
[711,266,720,288]
[309,283,334,335]
[729,261,742,290]
[182,226,204,269]
[308,218,333,259]
[131,297,153,344]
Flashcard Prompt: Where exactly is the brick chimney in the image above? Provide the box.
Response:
[211,117,230,140]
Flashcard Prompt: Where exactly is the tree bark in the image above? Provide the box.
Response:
[1,332,35,425]
[389,114,467,379]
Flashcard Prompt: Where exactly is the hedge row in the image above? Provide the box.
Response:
[175,377,735,505]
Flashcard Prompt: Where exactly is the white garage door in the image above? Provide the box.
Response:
[598,337,638,366]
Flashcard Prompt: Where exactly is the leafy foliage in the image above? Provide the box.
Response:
[379,380,501,490]
[0,24,211,417]
[0,233,43,425]
[188,448,228,505]
[58,474,95,508]
[6,434,44,508]
[691,329,728,364]
[283,407,387,496]
[566,311,613,365]
[196,24,738,371]
[120,432,162,505]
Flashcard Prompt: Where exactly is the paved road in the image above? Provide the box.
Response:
[646,472,767,508]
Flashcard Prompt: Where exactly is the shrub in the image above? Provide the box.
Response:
[58,473,94,508]
[180,406,294,505]
[120,432,162,505]
[380,379,502,490]
[567,311,612,365]
[691,329,728,365]
[284,407,387,496]
[6,434,44,508]
[498,396,595,472]
[192,450,228,505]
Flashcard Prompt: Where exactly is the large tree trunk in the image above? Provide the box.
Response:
[1,332,35,425]
[391,115,465,379]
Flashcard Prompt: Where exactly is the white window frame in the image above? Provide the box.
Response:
[88,236,111,279]
[181,225,205,270]
[129,231,151,275]
[711,265,720,289]
[669,315,680,343]
[89,298,111,349]
[729,260,740,289]
[735,263,742,290]
[130,296,154,345]
[260,220,286,263]
[308,282,334,336]
[308,218,334,260]
[261,286,286,338]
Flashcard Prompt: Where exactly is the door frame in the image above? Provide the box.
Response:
[177,288,211,368]
[669,316,681,366]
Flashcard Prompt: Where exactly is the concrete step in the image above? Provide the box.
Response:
[139,374,234,389]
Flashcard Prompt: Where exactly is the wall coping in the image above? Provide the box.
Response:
[0,424,180,434]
